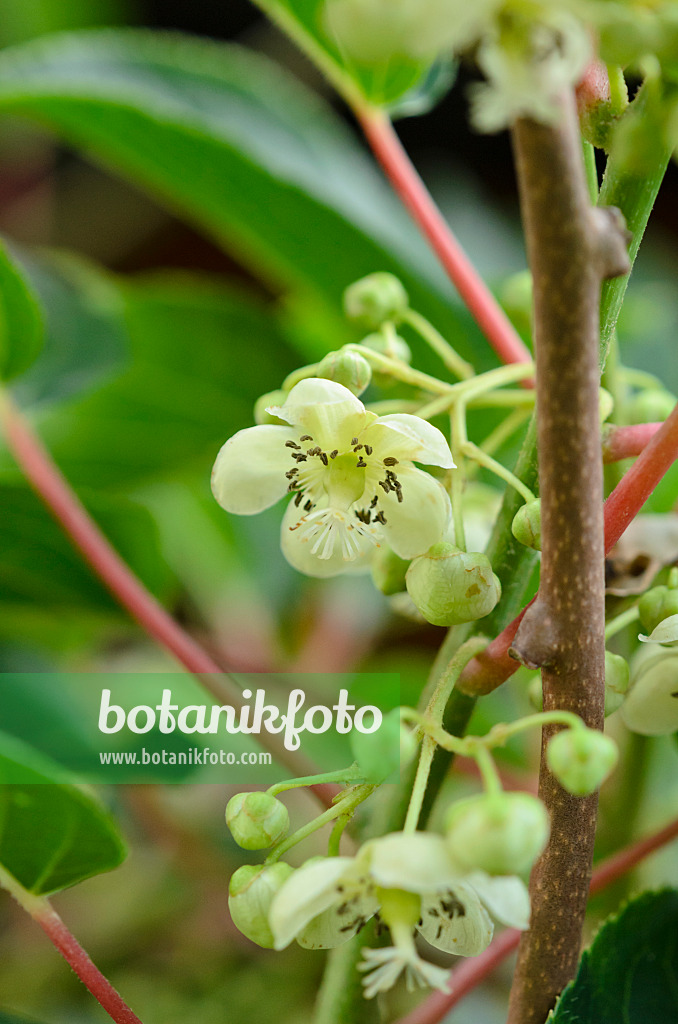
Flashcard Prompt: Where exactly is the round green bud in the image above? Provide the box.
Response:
[512,499,541,551]
[316,347,372,396]
[360,330,412,365]
[406,543,501,627]
[499,270,532,337]
[527,675,543,712]
[627,388,676,425]
[371,545,410,596]
[604,650,630,717]
[546,727,618,796]
[226,792,290,850]
[620,648,678,736]
[228,862,294,948]
[598,387,614,424]
[639,585,678,636]
[444,792,549,876]
[343,273,409,330]
[254,390,289,426]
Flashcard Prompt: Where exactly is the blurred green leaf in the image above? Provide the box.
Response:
[0,0,127,48]
[0,238,43,381]
[0,731,126,895]
[11,249,128,407]
[550,889,678,1023]
[0,30,474,363]
[0,482,172,615]
[252,0,430,107]
[30,272,299,488]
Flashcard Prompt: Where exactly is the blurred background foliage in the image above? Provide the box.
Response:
[0,2,676,1023]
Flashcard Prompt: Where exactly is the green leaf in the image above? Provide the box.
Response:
[30,272,300,488]
[252,0,431,108]
[0,482,172,616]
[12,248,128,407]
[0,731,126,895]
[0,237,43,381]
[550,889,678,1023]
[0,31,468,351]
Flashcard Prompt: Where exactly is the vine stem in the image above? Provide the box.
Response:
[0,865,143,1024]
[356,106,533,372]
[0,389,336,805]
[459,401,678,697]
[394,813,678,1024]
[507,90,630,1023]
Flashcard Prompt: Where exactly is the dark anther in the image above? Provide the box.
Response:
[379,480,391,494]
[353,443,363,451]
[287,482,300,493]
[383,456,398,466]
[307,446,322,456]
[294,492,303,507]
[292,453,307,462]
[370,495,378,508]
[351,437,359,445]
[299,434,313,442]
[354,509,371,524]
[320,452,328,466]
[374,511,387,525]
[441,895,466,918]
[304,500,313,511]
[364,445,373,455]
[436,924,443,940]
[356,458,367,468]
[285,469,298,479]
[285,441,301,449]
[395,489,403,503]
[330,449,339,459]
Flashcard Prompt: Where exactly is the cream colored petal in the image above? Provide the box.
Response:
[211,424,298,515]
[280,499,376,578]
[269,857,355,950]
[363,415,454,468]
[465,872,531,930]
[639,613,678,645]
[270,378,370,451]
[296,891,380,950]
[362,832,460,894]
[417,884,494,956]
[380,467,451,559]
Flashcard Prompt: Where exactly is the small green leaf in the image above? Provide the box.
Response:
[0,731,126,895]
[550,889,678,1023]
[0,238,43,381]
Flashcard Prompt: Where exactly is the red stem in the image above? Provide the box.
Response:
[357,108,533,372]
[603,422,662,463]
[461,404,678,694]
[35,902,144,1024]
[0,394,222,676]
[396,814,678,1024]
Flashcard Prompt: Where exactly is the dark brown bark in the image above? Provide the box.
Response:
[507,93,630,1024]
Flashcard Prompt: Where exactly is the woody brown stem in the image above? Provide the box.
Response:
[507,93,630,1024]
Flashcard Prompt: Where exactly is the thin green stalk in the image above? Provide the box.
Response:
[400,308,475,380]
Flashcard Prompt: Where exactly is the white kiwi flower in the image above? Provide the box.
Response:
[211,379,454,577]
[268,831,530,998]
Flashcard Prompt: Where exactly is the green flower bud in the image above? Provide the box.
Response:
[371,545,410,596]
[598,387,614,424]
[360,330,412,365]
[527,675,543,711]
[627,389,677,425]
[350,707,417,783]
[604,650,630,717]
[444,792,549,876]
[226,792,290,850]
[254,390,289,426]
[512,499,541,551]
[406,543,501,627]
[639,584,678,636]
[228,862,294,948]
[499,270,532,337]
[343,273,409,330]
[621,647,678,736]
[546,727,618,796]
[316,348,372,396]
